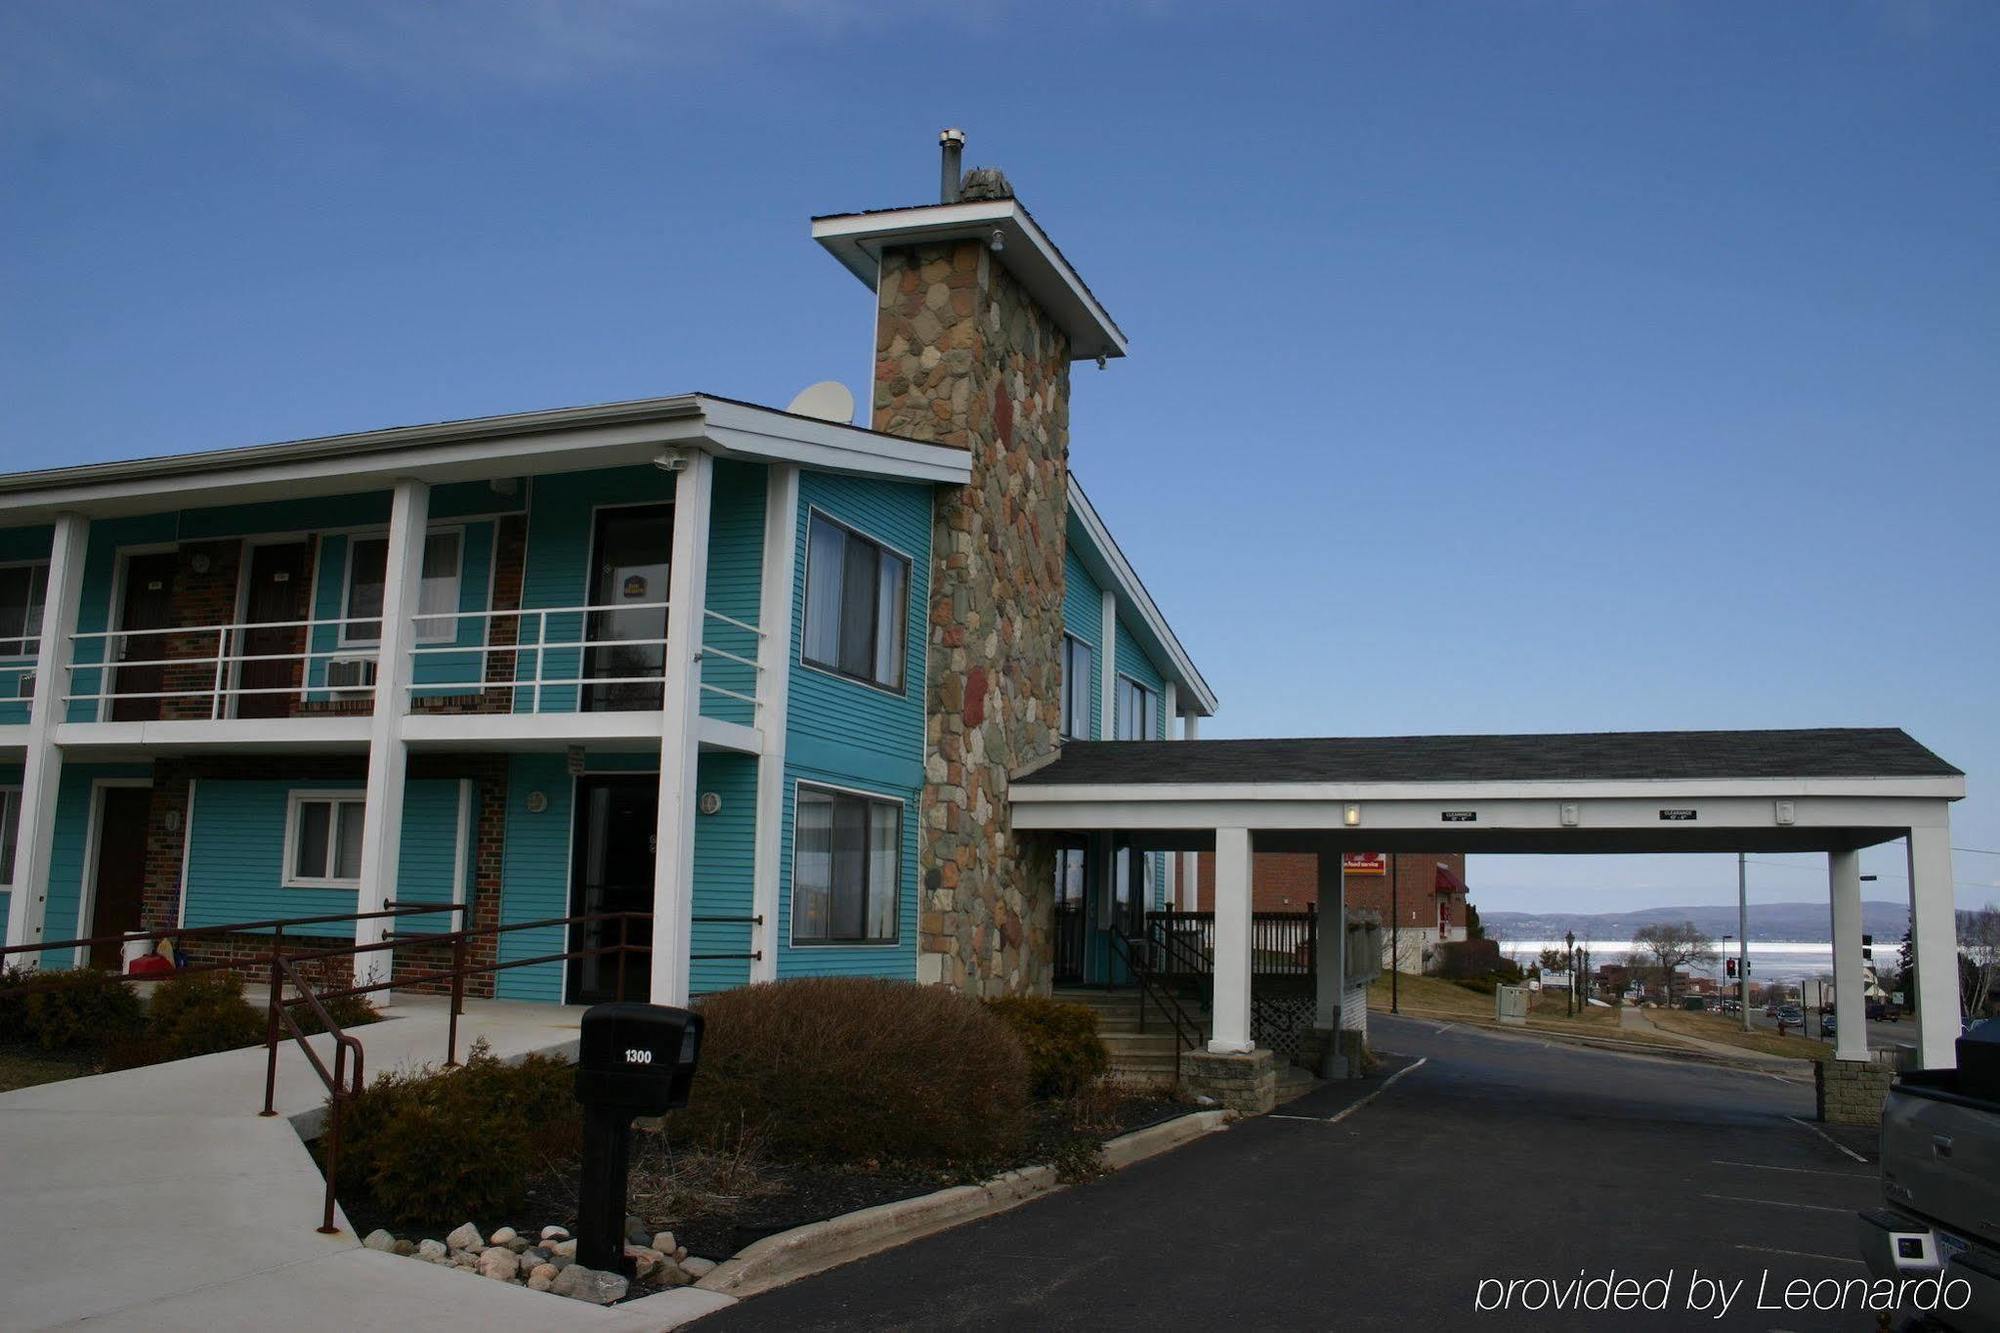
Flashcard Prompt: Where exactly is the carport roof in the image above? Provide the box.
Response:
[1017,727,1961,787]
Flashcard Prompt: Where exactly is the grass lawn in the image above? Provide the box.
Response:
[1365,973,1685,1047]
[1645,1009,1830,1061]
[0,1044,101,1093]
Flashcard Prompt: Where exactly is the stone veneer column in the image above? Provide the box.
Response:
[874,240,1070,997]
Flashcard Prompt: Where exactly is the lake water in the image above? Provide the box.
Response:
[1501,938,1844,985]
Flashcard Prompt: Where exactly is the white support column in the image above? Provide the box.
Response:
[1828,848,1870,1062]
[353,479,428,995]
[1209,826,1254,1054]
[1160,684,1178,910]
[1178,712,1200,909]
[1907,818,1962,1069]
[1314,850,1345,1029]
[1098,588,1116,739]
[4,514,89,958]
[652,450,713,1006]
[749,463,798,984]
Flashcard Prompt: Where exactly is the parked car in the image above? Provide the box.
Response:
[1858,1019,2000,1324]
[1823,1011,1837,1038]
[1868,1000,1903,1022]
[1765,1002,1781,1018]
[1776,1005,1805,1027]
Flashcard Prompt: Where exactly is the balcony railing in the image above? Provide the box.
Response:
[58,601,764,724]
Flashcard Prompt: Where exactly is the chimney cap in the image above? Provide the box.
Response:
[939,127,966,147]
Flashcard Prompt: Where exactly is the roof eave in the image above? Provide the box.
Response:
[1067,474,1217,717]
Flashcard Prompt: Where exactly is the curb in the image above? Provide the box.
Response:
[695,1109,1231,1301]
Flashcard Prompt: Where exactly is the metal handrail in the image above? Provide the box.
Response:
[1107,926,1202,1087]
[0,901,461,966]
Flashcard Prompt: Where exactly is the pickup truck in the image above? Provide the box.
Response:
[1858,1019,2000,1329]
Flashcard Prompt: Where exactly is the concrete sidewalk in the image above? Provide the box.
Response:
[0,994,730,1331]
[1619,1003,1812,1074]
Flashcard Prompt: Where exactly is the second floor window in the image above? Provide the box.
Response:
[286,792,365,887]
[1116,675,1158,741]
[0,562,48,658]
[802,512,908,693]
[343,531,462,645]
[1059,634,1093,739]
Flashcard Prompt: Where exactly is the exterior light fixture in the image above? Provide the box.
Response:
[1773,800,1796,826]
[1560,802,1580,827]
[1344,803,1361,827]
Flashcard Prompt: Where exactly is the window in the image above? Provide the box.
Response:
[791,784,900,944]
[802,512,909,692]
[0,563,47,658]
[1059,635,1093,740]
[343,531,462,645]
[1115,675,1159,740]
[0,787,20,885]
[285,792,366,887]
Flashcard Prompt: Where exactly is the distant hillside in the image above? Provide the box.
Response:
[1480,900,1908,945]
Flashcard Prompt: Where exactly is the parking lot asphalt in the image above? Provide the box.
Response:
[701,1014,1886,1332]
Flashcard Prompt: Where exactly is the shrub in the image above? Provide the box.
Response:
[294,991,383,1036]
[670,977,1030,1165]
[984,995,1107,1098]
[0,965,35,1045]
[143,971,267,1060]
[16,967,146,1051]
[334,1041,579,1227]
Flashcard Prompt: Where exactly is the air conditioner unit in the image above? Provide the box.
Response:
[325,658,378,694]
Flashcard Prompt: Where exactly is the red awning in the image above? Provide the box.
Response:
[1435,864,1467,895]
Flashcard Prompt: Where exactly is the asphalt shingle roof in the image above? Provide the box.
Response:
[1016,728,1960,787]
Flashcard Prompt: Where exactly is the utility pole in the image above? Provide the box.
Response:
[1565,929,1576,1017]
[1738,852,1752,1032]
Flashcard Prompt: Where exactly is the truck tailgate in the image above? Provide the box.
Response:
[1882,1084,2000,1250]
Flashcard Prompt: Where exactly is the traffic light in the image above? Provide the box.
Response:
[1863,934,1873,962]
[1726,958,1737,979]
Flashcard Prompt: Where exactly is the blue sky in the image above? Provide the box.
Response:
[3,1,1995,917]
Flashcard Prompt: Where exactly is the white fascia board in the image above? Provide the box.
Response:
[695,398,971,485]
[696,716,763,755]
[811,200,1128,363]
[1066,476,1217,716]
[1009,773,1966,805]
[54,717,372,751]
[399,710,663,750]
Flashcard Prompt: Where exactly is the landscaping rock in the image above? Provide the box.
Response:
[529,1262,559,1285]
[391,1239,416,1257]
[624,1215,650,1246]
[527,1273,555,1293]
[552,1263,628,1305]
[522,1246,551,1267]
[478,1247,519,1282]
[681,1257,716,1278]
[446,1222,483,1253]
[362,1229,397,1253]
[489,1226,518,1247]
[540,1225,570,1242]
[651,1231,677,1255]
[417,1239,448,1262]
[551,1238,577,1258]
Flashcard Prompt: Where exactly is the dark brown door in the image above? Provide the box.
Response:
[584,505,671,712]
[235,542,312,719]
[566,775,657,1002]
[110,553,178,722]
[88,787,151,969]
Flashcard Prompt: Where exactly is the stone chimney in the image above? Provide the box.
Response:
[813,133,1126,997]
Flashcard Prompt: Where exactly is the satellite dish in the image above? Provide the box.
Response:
[786,380,856,424]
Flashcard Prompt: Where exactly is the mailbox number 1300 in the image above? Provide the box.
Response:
[624,1049,653,1065]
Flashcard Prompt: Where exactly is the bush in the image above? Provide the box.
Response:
[671,977,1030,1165]
[143,972,267,1059]
[334,1041,579,1227]
[13,967,146,1051]
[984,995,1107,1098]
[294,991,383,1036]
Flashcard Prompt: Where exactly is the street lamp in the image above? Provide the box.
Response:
[1565,929,1576,1018]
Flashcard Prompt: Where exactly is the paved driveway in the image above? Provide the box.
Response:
[704,1015,1882,1331]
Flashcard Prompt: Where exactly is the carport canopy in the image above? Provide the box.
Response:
[1011,728,1967,1067]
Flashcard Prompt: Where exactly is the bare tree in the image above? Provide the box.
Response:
[1631,921,1719,1009]
[1960,906,2000,1019]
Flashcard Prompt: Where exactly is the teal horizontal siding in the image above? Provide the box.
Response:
[690,752,757,994]
[496,754,572,1002]
[1062,549,1105,739]
[181,778,466,932]
[699,460,767,728]
[39,763,153,968]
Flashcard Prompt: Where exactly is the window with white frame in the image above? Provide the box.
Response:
[284,792,366,887]
[0,786,21,886]
[1115,674,1159,741]
[791,784,900,945]
[0,563,48,658]
[1059,634,1093,740]
[801,512,909,693]
[342,530,462,645]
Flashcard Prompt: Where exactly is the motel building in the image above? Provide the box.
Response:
[0,136,1969,1111]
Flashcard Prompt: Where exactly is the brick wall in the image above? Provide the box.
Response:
[1192,851,1469,930]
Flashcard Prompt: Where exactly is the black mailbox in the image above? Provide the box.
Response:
[577,1002,703,1114]
[573,1002,704,1274]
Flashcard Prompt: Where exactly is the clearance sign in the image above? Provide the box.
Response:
[1342,852,1387,876]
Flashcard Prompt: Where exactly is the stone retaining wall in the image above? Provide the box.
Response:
[1816,1056,1897,1126]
